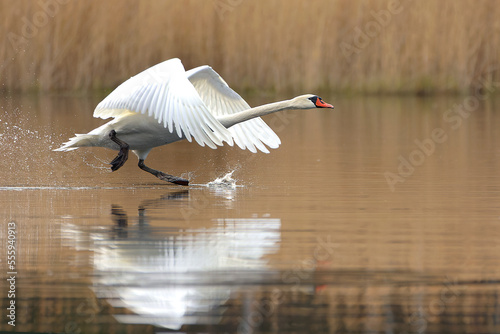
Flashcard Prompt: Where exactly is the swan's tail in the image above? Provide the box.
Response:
[53,134,99,152]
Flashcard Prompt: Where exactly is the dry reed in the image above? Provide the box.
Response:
[1,0,499,94]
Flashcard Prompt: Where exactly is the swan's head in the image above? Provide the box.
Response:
[292,94,334,109]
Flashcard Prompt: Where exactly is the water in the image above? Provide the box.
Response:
[1,94,500,333]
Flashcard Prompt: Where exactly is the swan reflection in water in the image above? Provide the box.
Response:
[61,191,281,330]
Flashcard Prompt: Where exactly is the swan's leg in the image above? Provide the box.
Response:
[108,130,129,171]
[138,160,189,186]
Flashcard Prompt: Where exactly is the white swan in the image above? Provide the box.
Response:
[54,58,334,185]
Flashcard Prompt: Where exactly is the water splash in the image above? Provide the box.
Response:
[81,152,111,171]
[207,170,238,189]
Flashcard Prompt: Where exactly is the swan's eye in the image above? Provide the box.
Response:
[308,96,318,104]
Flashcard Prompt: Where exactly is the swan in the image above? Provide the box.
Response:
[54,58,334,185]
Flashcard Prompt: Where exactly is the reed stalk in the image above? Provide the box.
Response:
[1,0,499,95]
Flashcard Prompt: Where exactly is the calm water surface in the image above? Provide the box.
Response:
[1,94,500,333]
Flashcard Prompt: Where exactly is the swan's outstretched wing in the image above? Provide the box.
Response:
[93,58,233,149]
[186,65,281,153]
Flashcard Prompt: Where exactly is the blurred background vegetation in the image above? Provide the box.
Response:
[1,0,499,95]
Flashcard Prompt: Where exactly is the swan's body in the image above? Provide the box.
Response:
[55,58,334,185]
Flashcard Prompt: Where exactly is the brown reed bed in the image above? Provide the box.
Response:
[1,0,499,95]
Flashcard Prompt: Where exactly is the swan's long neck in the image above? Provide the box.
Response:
[216,100,296,128]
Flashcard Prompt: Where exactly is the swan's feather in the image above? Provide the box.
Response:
[186,65,281,153]
[93,58,233,148]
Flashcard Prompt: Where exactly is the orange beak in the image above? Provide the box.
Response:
[316,98,334,109]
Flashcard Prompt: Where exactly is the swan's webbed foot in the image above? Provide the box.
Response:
[109,130,129,171]
[157,173,190,186]
[138,159,189,186]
